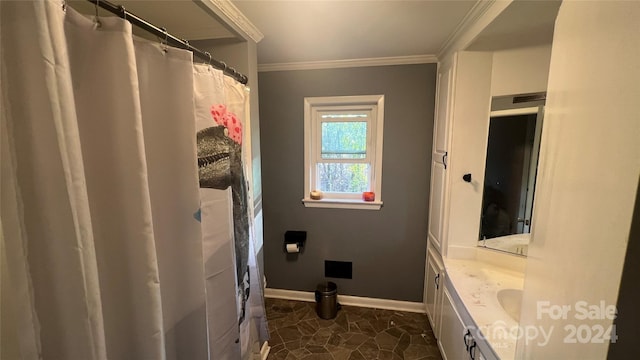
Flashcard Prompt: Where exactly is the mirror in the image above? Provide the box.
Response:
[478,93,545,256]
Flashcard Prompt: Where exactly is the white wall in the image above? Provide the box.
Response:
[446,51,493,252]
[516,1,639,358]
[491,44,552,96]
[445,45,552,253]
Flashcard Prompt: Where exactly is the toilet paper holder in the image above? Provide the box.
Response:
[284,230,307,252]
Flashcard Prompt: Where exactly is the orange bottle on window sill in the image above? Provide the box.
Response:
[363,192,375,202]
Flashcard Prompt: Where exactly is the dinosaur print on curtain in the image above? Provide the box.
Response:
[193,65,267,360]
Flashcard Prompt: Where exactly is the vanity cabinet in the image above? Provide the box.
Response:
[439,285,468,360]
[427,32,520,360]
[425,54,457,342]
[424,245,445,337]
[427,56,456,255]
[440,279,495,360]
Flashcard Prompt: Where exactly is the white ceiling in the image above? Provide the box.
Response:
[67,0,560,66]
[232,0,477,64]
[68,0,236,41]
[467,0,561,51]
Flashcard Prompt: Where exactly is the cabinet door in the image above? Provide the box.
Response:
[439,286,468,360]
[428,63,454,253]
[428,161,446,251]
[424,251,440,333]
[424,256,439,333]
[433,65,452,154]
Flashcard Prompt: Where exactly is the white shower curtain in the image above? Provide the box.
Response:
[0,1,265,359]
[194,66,268,360]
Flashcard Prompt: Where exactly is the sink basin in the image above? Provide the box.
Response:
[497,289,523,322]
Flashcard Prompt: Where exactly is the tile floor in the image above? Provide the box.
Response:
[265,298,442,360]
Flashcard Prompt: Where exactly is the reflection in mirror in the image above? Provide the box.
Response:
[479,93,545,256]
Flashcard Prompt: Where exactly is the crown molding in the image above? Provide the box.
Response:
[258,54,438,72]
[196,0,264,43]
[438,0,513,60]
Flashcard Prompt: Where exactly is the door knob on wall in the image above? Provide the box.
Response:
[463,173,472,182]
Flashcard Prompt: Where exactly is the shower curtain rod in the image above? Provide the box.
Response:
[84,0,249,85]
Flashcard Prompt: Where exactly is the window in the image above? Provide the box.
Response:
[303,95,384,210]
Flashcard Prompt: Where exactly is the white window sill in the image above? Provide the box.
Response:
[302,198,383,210]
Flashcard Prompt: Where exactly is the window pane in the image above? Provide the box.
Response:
[317,163,370,193]
[321,121,367,159]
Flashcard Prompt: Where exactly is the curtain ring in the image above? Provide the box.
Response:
[159,27,168,53]
[94,0,102,27]
[220,61,228,72]
[204,52,212,66]
[118,5,126,21]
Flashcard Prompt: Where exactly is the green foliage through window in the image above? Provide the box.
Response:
[321,121,367,159]
[317,118,370,192]
[317,163,370,193]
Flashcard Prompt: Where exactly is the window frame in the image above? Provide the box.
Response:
[303,95,384,210]
[313,108,372,199]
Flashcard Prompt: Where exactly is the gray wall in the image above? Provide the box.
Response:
[258,64,436,302]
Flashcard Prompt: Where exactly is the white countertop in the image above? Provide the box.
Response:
[444,258,525,360]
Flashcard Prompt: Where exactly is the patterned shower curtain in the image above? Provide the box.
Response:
[194,66,268,360]
[0,1,266,359]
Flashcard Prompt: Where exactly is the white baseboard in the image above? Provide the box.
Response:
[264,288,426,314]
[259,341,270,360]
[265,288,315,302]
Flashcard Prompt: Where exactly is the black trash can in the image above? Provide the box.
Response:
[315,281,338,319]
